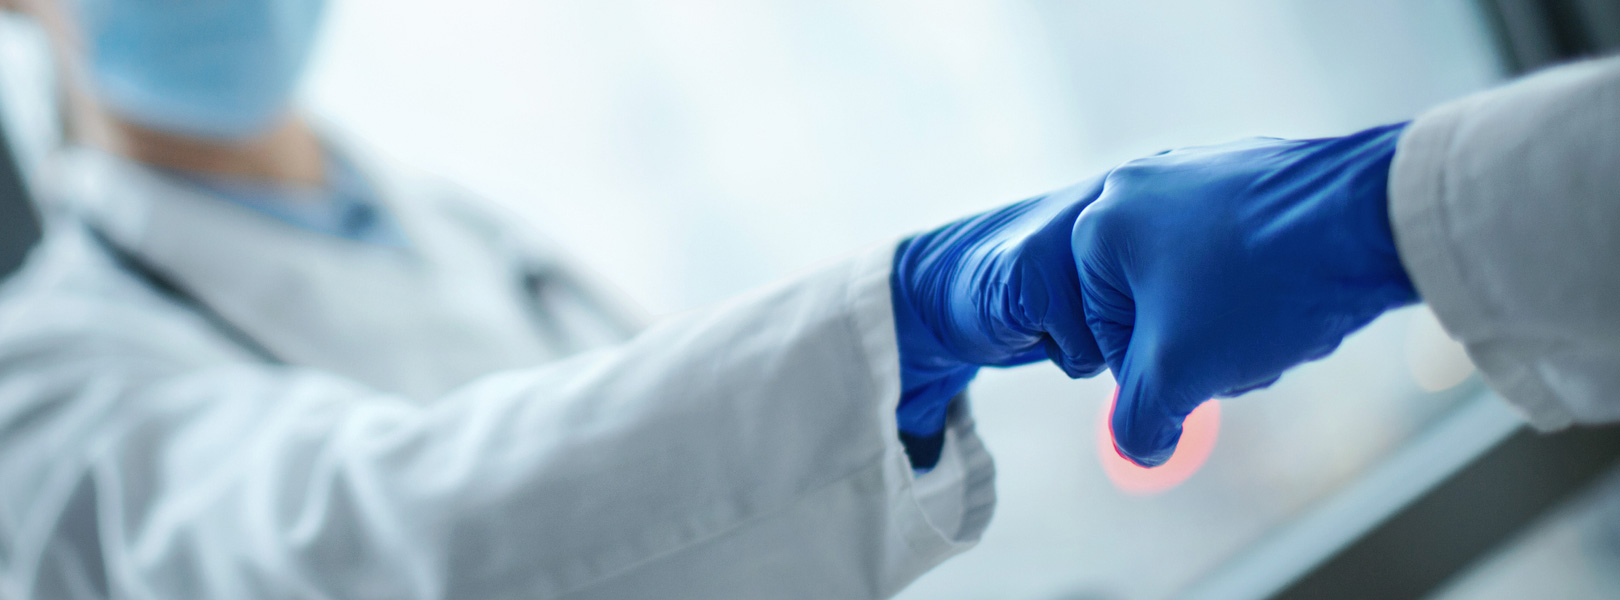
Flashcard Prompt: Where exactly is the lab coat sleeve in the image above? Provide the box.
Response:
[0,244,994,599]
[1388,55,1620,429]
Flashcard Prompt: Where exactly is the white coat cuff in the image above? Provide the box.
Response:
[846,243,997,576]
[1389,103,1572,430]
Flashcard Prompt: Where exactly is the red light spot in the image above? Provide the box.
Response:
[1097,388,1220,495]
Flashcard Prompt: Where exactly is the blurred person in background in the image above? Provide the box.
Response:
[0,0,1033,596]
[0,1,1617,600]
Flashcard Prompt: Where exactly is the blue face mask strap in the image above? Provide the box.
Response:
[82,222,286,365]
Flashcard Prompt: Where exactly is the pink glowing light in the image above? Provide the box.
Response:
[1097,388,1220,495]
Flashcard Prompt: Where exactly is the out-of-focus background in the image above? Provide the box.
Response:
[307,0,1497,315]
[3,1,1620,598]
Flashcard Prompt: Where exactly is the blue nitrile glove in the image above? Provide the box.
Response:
[1072,122,1420,467]
[892,178,1110,468]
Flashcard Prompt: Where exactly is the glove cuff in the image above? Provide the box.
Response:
[891,237,980,443]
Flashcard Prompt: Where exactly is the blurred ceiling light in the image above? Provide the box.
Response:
[1405,307,1475,392]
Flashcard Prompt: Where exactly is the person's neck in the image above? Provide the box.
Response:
[78,111,327,186]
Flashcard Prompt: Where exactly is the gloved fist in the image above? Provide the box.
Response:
[1073,123,1420,467]
[891,179,1110,447]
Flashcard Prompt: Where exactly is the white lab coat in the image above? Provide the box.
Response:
[1389,55,1620,430]
[0,142,993,598]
